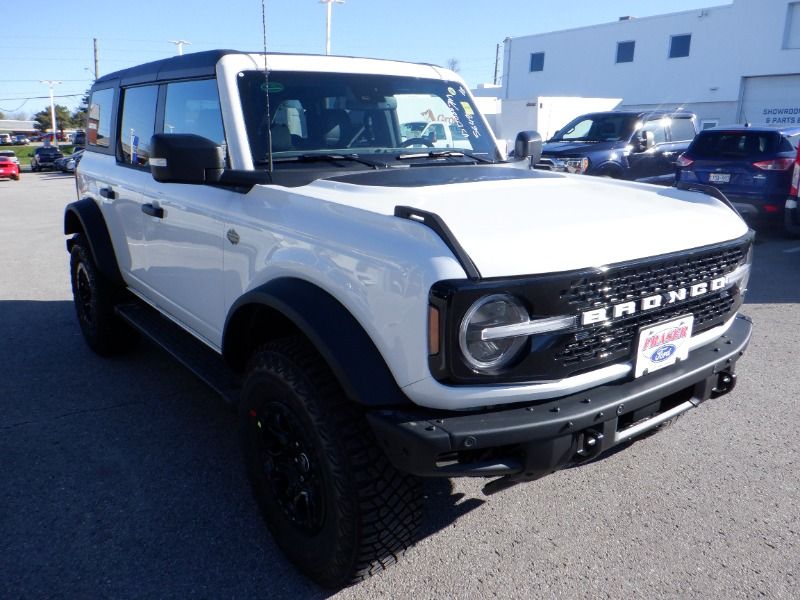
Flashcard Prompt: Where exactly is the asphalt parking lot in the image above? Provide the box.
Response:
[1,173,798,599]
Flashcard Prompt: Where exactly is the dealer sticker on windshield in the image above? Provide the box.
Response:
[634,314,694,378]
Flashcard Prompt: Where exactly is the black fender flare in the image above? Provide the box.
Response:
[223,278,411,408]
[64,198,124,286]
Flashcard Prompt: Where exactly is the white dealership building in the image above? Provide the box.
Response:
[500,0,800,129]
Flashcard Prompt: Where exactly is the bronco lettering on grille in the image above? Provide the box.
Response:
[581,276,726,326]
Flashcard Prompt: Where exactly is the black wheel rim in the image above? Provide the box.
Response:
[249,401,326,534]
[75,262,94,326]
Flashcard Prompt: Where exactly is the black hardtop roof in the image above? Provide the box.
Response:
[93,49,442,89]
[94,49,241,87]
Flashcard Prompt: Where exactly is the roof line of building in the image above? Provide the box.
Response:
[505,2,733,43]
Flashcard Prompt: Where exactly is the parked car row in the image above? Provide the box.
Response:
[525,108,800,233]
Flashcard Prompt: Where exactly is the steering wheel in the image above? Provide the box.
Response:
[400,137,433,148]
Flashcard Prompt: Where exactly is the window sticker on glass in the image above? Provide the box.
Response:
[261,81,285,93]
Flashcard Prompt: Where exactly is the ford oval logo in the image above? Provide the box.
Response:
[650,344,677,362]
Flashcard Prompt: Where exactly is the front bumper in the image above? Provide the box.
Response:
[368,314,751,486]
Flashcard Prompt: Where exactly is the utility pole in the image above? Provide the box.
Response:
[93,38,100,79]
[169,40,191,56]
[40,80,61,147]
[494,43,501,85]
[319,0,344,55]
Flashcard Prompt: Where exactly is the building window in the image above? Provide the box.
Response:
[616,41,635,63]
[701,120,719,130]
[784,2,800,49]
[529,52,545,72]
[669,34,691,58]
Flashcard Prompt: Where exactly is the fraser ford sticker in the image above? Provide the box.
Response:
[635,315,694,377]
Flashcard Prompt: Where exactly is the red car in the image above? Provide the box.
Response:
[0,156,20,180]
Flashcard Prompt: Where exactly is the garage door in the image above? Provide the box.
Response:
[738,74,800,126]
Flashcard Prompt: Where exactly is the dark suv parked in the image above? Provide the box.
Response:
[30,146,64,171]
[676,125,800,222]
[536,110,698,183]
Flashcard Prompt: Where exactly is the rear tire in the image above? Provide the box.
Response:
[240,337,422,588]
[69,234,137,355]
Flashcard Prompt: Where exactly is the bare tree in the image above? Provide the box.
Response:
[446,58,460,73]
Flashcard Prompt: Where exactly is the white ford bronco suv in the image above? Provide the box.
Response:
[65,50,753,587]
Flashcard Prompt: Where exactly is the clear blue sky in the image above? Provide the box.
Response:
[1,0,727,117]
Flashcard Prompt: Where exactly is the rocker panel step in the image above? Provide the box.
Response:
[116,302,240,405]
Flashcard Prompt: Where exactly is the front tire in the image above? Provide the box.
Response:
[69,234,136,355]
[240,337,422,588]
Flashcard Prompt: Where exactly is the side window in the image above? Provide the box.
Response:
[163,79,225,145]
[118,85,158,167]
[669,118,697,142]
[641,120,668,145]
[87,88,114,148]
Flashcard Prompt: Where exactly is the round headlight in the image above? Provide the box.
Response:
[458,294,529,371]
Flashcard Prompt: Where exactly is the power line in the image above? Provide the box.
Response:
[0,94,83,102]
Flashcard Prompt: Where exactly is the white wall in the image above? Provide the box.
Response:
[502,0,800,123]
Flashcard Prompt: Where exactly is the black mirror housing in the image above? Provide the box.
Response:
[514,130,543,164]
[150,134,225,184]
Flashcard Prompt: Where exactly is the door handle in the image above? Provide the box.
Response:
[141,203,164,218]
[99,187,117,200]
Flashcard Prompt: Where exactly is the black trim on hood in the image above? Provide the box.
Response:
[395,206,481,280]
[329,165,563,188]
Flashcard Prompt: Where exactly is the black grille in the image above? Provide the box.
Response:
[562,244,746,311]
[429,234,751,385]
[558,292,736,365]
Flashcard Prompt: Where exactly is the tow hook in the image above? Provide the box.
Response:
[575,429,604,460]
[711,370,737,398]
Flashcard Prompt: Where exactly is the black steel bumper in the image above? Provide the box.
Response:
[367,314,752,487]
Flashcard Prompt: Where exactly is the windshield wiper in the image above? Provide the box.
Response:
[395,150,493,163]
[258,153,388,169]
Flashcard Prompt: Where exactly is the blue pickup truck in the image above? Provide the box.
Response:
[535,110,698,183]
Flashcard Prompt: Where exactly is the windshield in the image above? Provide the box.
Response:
[549,113,638,143]
[237,71,499,166]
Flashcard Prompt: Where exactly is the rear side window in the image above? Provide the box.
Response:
[88,88,114,148]
[689,131,782,158]
[163,79,225,145]
[118,85,158,167]
[669,118,696,142]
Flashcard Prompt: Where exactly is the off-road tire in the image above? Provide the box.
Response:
[240,337,423,588]
[69,234,137,355]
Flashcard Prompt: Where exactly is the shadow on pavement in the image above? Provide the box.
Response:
[0,299,484,598]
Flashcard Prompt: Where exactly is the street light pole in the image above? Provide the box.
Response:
[40,80,61,147]
[169,40,192,56]
[319,0,344,55]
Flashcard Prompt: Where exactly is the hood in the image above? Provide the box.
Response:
[542,140,623,156]
[279,166,749,278]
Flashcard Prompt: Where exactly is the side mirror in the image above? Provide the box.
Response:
[514,130,543,164]
[149,133,225,184]
[635,130,655,152]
